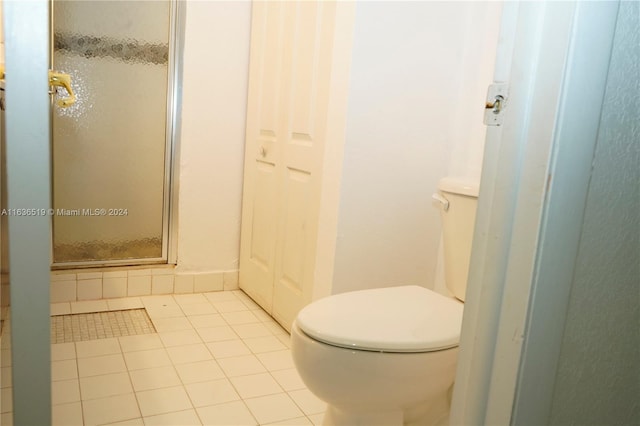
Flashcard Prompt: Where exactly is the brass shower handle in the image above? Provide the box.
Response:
[0,66,76,108]
[49,70,76,108]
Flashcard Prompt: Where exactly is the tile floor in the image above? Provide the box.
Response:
[36,290,325,425]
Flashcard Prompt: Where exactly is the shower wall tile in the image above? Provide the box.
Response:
[77,278,103,300]
[223,271,239,291]
[129,269,153,277]
[51,280,78,303]
[77,271,103,280]
[194,273,224,293]
[174,274,194,294]
[103,270,127,279]
[128,276,152,297]
[152,275,175,295]
[103,277,128,298]
[51,273,77,282]
[49,269,241,301]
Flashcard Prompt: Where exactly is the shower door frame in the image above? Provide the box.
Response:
[50,0,185,269]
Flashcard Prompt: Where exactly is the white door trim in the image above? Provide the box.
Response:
[509,1,620,423]
[3,0,53,423]
[451,1,621,424]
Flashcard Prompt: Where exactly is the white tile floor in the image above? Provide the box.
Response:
[46,290,326,426]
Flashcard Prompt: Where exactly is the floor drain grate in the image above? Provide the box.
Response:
[51,308,156,344]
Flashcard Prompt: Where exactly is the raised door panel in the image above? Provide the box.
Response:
[239,1,286,311]
[272,1,336,329]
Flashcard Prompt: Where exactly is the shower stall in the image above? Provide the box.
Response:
[50,0,181,268]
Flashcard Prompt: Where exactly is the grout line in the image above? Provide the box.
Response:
[118,336,145,422]
[73,344,86,426]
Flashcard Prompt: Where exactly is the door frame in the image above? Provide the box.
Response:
[3,1,53,423]
[451,1,621,424]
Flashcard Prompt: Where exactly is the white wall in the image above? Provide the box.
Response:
[176,1,251,272]
[329,1,501,295]
[176,0,501,293]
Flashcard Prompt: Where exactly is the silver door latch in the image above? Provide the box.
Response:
[484,83,508,126]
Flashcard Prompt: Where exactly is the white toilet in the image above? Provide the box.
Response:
[291,177,479,425]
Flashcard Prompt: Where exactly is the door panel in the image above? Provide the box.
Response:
[239,1,285,311]
[51,0,172,265]
[240,0,338,329]
[271,1,335,328]
[250,163,277,271]
[245,160,278,308]
[278,168,311,293]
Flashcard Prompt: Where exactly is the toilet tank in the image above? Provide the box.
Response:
[437,177,479,301]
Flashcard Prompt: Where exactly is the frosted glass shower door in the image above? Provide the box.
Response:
[52,1,173,265]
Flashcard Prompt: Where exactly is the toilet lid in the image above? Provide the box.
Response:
[295,285,464,353]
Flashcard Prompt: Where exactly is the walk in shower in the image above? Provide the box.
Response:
[51,0,180,267]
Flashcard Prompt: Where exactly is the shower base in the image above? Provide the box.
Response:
[51,308,156,344]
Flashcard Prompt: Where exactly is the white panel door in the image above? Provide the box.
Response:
[239,0,338,329]
[239,1,286,312]
[271,1,336,329]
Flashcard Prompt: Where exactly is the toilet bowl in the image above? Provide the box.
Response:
[291,177,478,425]
[291,285,463,425]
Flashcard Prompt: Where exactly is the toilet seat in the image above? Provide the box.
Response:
[296,285,463,353]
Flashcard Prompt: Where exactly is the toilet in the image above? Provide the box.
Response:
[291,177,479,425]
